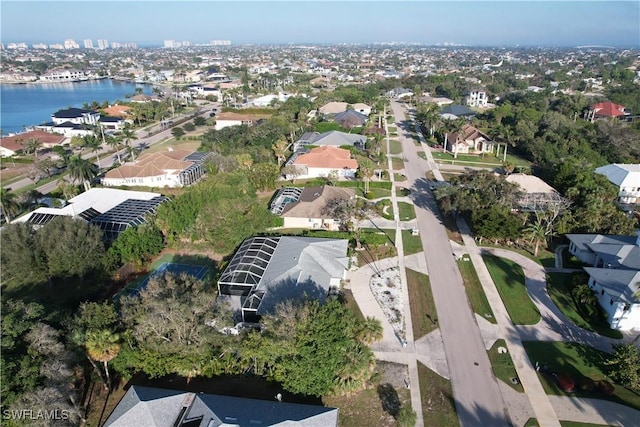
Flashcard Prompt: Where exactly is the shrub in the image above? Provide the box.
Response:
[364,191,375,200]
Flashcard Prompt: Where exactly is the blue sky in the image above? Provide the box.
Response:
[2,1,639,47]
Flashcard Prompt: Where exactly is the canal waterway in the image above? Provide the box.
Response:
[0,79,153,135]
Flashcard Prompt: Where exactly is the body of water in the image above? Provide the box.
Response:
[0,79,153,134]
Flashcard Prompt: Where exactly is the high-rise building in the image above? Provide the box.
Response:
[84,39,94,49]
[97,39,109,49]
[164,40,180,48]
[210,40,231,46]
[111,42,121,49]
[32,43,48,49]
[64,39,79,49]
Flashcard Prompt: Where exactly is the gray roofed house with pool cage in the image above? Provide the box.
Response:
[104,385,338,427]
[217,236,349,323]
[292,130,366,151]
[13,188,167,240]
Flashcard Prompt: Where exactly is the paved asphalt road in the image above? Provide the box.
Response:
[391,101,511,426]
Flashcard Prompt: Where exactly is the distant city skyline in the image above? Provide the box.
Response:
[2,1,639,48]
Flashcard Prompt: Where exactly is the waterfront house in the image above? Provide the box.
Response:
[51,108,100,126]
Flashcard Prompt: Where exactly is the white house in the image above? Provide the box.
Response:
[39,69,88,82]
[595,163,640,210]
[466,90,488,107]
[565,231,640,331]
[51,108,100,126]
[287,146,358,180]
[319,102,372,116]
[102,150,210,188]
[251,92,291,107]
[584,267,640,331]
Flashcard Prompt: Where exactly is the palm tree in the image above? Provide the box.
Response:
[85,135,103,168]
[67,154,98,191]
[524,216,547,257]
[85,329,121,391]
[23,137,43,158]
[105,134,123,163]
[358,158,375,194]
[353,317,383,345]
[121,127,137,161]
[272,138,289,166]
[0,188,21,224]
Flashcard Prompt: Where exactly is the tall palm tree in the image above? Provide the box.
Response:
[524,216,548,257]
[121,127,137,161]
[272,138,289,166]
[85,329,121,391]
[0,188,21,224]
[358,158,375,194]
[85,135,103,168]
[67,154,98,191]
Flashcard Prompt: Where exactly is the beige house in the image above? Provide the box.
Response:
[102,149,210,188]
[319,101,372,116]
[445,124,495,156]
[271,186,356,230]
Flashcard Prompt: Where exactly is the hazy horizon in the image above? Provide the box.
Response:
[2,1,639,48]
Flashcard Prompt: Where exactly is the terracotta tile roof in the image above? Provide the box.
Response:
[293,146,358,169]
[590,101,626,117]
[104,150,195,179]
[101,105,131,118]
[0,130,65,148]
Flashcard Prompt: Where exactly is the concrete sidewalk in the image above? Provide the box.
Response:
[457,218,562,427]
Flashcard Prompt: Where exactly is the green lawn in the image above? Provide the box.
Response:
[391,157,404,171]
[457,259,496,323]
[375,199,394,220]
[397,187,411,197]
[341,288,365,322]
[480,244,555,268]
[488,339,524,392]
[522,341,640,411]
[393,173,407,182]
[389,139,403,155]
[432,150,533,168]
[397,202,416,221]
[418,363,459,427]
[546,273,623,339]
[417,151,427,160]
[406,269,437,339]
[482,255,541,325]
[401,230,423,256]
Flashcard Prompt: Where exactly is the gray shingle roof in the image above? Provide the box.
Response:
[584,267,640,304]
[104,386,339,427]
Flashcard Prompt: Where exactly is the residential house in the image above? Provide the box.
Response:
[440,104,476,120]
[505,173,568,212]
[293,131,366,151]
[445,124,495,155]
[39,68,88,82]
[0,137,23,157]
[251,92,291,107]
[466,90,488,107]
[332,110,368,128]
[14,188,167,240]
[319,101,372,116]
[418,93,454,106]
[595,163,640,210]
[214,112,271,130]
[102,150,211,188]
[101,105,132,119]
[99,116,127,131]
[51,108,100,125]
[217,236,349,322]
[104,385,338,427]
[386,87,413,99]
[565,231,640,331]
[287,146,358,180]
[0,130,65,156]
[35,122,94,138]
[587,101,628,121]
[270,185,356,230]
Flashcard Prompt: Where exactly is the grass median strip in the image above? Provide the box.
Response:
[488,339,524,392]
[482,254,540,325]
[457,258,496,324]
[406,268,437,339]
